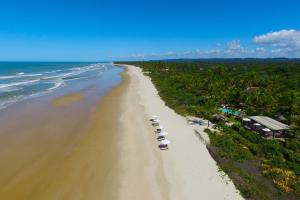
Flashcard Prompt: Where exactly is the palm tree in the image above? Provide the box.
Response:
[197,99,218,127]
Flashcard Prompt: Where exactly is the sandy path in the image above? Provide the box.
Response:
[122,64,244,200]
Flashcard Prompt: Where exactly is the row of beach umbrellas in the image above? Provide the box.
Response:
[150,115,171,148]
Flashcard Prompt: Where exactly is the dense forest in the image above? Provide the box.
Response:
[116,60,300,200]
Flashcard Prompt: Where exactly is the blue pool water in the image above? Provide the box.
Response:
[219,107,240,116]
[0,62,121,110]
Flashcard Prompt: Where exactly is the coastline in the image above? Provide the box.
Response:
[120,64,244,200]
[0,66,171,200]
[0,63,243,199]
[0,68,126,199]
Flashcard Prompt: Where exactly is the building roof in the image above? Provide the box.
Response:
[250,116,290,131]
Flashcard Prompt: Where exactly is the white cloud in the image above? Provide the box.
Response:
[253,29,300,56]
[253,29,300,46]
[129,53,146,58]
[227,40,241,50]
[113,29,300,60]
[255,47,266,53]
[116,43,254,60]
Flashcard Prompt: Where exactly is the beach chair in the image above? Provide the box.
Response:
[152,122,159,126]
[158,144,168,150]
[156,127,163,133]
[157,135,165,141]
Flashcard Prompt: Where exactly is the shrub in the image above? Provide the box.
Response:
[262,162,297,193]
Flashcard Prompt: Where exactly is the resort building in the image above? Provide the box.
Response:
[242,116,290,138]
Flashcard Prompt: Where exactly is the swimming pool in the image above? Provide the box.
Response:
[219,108,240,116]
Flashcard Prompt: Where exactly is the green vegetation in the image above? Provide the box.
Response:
[116,60,300,200]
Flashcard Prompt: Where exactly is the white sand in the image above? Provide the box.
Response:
[122,64,244,200]
[117,70,169,200]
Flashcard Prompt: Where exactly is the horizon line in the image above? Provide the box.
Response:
[0,57,300,63]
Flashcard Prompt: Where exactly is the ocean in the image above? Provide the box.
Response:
[0,62,122,110]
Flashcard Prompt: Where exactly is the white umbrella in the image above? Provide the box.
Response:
[254,123,261,126]
[160,139,171,145]
[151,115,158,120]
[152,119,160,123]
[158,131,168,136]
[157,125,163,130]
[242,118,251,122]
[262,128,271,132]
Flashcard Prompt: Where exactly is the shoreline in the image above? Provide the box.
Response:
[121,64,244,200]
[0,68,124,199]
[0,63,243,199]
[0,66,171,200]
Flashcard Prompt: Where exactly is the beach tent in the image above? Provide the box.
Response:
[158,131,168,137]
[152,119,160,123]
[159,139,171,150]
[151,115,158,120]
[160,139,171,145]
[152,121,160,126]
[156,126,163,132]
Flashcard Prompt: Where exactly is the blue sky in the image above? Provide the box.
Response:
[0,0,300,61]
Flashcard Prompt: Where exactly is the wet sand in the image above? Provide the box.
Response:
[52,93,85,106]
[0,68,169,200]
[0,73,126,200]
[0,81,124,199]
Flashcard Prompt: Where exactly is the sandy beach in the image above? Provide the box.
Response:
[119,64,244,200]
[0,64,243,200]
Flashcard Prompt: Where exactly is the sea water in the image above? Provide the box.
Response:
[0,62,122,110]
